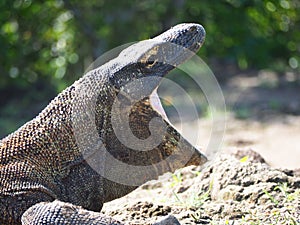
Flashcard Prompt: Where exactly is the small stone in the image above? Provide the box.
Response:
[153,215,181,225]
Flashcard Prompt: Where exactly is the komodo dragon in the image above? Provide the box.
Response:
[0,23,207,224]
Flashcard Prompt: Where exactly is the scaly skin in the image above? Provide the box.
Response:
[0,23,206,225]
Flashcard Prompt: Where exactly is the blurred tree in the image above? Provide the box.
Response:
[0,0,299,137]
[183,0,300,70]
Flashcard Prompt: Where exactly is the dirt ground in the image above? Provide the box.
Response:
[165,68,300,170]
[222,116,300,169]
[214,69,300,169]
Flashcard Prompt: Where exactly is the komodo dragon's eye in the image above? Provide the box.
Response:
[140,46,160,68]
[141,54,158,68]
[146,59,157,67]
[188,26,197,32]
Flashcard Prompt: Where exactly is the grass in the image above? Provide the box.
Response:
[170,169,212,208]
[242,183,300,224]
[170,170,214,223]
[169,167,300,225]
[170,170,183,187]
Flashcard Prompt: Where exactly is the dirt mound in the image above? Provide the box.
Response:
[103,149,300,224]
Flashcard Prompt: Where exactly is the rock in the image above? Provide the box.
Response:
[104,149,300,224]
[153,215,181,225]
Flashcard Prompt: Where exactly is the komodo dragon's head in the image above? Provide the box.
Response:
[73,23,208,186]
[108,23,206,90]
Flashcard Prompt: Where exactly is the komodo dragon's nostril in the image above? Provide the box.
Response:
[188,26,197,33]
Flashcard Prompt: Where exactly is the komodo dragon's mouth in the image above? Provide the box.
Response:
[149,91,208,167]
[72,23,208,186]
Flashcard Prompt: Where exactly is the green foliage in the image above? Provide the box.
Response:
[234,106,252,120]
[170,170,183,187]
[0,0,76,89]
[0,0,300,137]
[183,0,300,70]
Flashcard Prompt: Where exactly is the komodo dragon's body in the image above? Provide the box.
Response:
[0,23,207,224]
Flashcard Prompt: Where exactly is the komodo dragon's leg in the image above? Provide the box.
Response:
[22,200,123,225]
[22,200,180,225]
